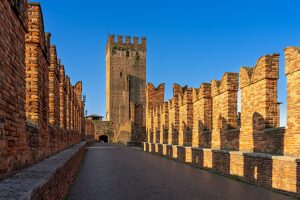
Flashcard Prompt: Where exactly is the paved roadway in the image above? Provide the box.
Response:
[67,143,295,200]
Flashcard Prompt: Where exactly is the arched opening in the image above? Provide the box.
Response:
[99,135,109,143]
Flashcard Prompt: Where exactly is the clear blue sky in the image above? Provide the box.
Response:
[33,0,300,126]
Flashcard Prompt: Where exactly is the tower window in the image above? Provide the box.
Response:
[120,72,123,77]
[126,51,130,57]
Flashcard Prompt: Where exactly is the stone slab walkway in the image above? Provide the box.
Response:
[67,143,295,200]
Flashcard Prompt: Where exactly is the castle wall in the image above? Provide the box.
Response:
[168,85,181,145]
[240,54,280,153]
[211,73,239,150]
[284,47,300,157]
[0,0,30,177]
[0,1,85,178]
[178,88,193,146]
[49,46,60,127]
[25,4,50,137]
[144,47,300,196]
[160,103,169,144]
[59,64,67,129]
[192,83,212,148]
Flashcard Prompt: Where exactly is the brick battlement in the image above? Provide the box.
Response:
[240,54,279,88]
[211,72,239,97]
[145,47,300,196]
[107,34,146,50]
[0,0,85,180]
[192,83,211,102]
[178,87,193,106]
[285,47,300,74]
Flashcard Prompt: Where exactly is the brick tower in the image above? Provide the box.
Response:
[106,35,146,143]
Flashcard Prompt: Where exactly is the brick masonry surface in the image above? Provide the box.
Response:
[0,0,85,180]
[106,35,146,143]
[145,47,300,196]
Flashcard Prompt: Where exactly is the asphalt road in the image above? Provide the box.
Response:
[67,143,295,200]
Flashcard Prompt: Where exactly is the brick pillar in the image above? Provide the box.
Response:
[161,102,169,144]
[179,88,193,146]
[167,100,173,145]
[158,106,162,144]
[159,105,163,144]
[70,87,74,130]
[284,47,300,156]
[155,107,162,143]
[149,109,154,142]
[154,108,158,144]
[73,89,76,130]
[211,73,239,149]
[146,83,165,143]
[49,46,60,127]
[81,100,85,137]
[192,83,212,147]
[66,77,71,130]
[75,101,78,131]
[240,54,279,152]
[25,4,50,127]
[59,65,66,129]
[26,3,51,156]
[169,84,180,145]
[74,81,83,134]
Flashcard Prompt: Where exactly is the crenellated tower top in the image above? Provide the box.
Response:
[107,34,146,52]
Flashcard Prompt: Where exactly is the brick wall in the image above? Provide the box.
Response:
[49,46,60,127]
[59,64,67,129]
[145,47,300,196]
[145,83,164,143]
[211,73,239,150]
[161,102,169,144]
[168,85,181,145]
[0,1,85,178]
[0,0,30,177]
[240,54,280,152]
[179,87,193,146]
[284,47,300,157]
[25,3,51,158]
[85,119,95,139]
[0,142,86,200]
[106,35,146,143]
[192,83,212,147]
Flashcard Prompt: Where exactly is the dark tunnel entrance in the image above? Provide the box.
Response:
[99,135,109,143]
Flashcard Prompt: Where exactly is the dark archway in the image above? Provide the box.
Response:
[99,135,109,143]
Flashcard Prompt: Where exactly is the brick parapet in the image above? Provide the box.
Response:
[211,73,239,97]
[179,87,193,146]
[0,0,85,178]
[211,73,239,149]
[192,83,212,147]
[49,45,60,127]
[240,54,280,152]
[0,0,30,177]
[144,142,300,196]
[192,83,211,102]
[59,65,67,129]
[0,142,86,200]
[284,47,300,157]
